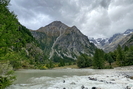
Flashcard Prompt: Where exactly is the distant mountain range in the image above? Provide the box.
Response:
[30,21,133,59]
[31,21,96,61]
[89,29,133,52]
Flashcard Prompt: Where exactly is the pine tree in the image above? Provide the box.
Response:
[77,56,85,68]
[124,46,129,52]
[125,46,133,65]
[77,54,92,68]
[116,45,125,66]
[58,59,65,67]
[105,53,114,68]
[93,48,105,69]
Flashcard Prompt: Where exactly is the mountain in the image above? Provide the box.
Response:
[89,29,133,52]
[108,33,121,43]
[104,29,133,52]
[123,29,133,35]
[31,21,96,61]
[89,38,109,48]
[104,33,133,52]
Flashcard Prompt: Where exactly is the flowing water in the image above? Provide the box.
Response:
[6,68,133,89]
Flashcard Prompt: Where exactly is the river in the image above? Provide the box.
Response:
[6,67,133,89]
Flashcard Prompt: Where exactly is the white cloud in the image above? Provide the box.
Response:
[9,0,133,38]
[19,14,53,30]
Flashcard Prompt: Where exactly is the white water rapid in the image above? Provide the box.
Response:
[6,67,133,89]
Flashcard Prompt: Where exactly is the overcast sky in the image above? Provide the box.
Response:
[9,0,133,38]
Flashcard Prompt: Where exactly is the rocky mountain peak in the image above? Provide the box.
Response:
[108,33,121,43]
[31,21,96,60]
[70,26,83,35]
[123,29,133,35]
[37,21,68,36]
[71,26,77,29]
[89,29,133,51]
[46,21,65,27]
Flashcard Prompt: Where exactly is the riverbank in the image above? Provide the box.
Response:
[53,65,79,69]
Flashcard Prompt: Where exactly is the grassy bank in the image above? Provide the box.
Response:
[53,65,78,69]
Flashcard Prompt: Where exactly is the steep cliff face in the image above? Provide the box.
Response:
[31,21,96,61]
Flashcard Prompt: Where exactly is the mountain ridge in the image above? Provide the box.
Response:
[31,21,96,61]
[89,29,133,52]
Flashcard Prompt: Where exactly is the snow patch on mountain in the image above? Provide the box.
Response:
[89,29,133,49]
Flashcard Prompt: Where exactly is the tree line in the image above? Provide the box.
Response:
[77,45,133,69]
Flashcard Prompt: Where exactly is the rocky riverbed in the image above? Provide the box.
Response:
[6,66,133,89]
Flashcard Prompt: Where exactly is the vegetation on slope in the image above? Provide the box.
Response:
[77,44,133,69]
[0,0,46,88]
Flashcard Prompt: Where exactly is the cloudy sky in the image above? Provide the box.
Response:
[9,0,133,38]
